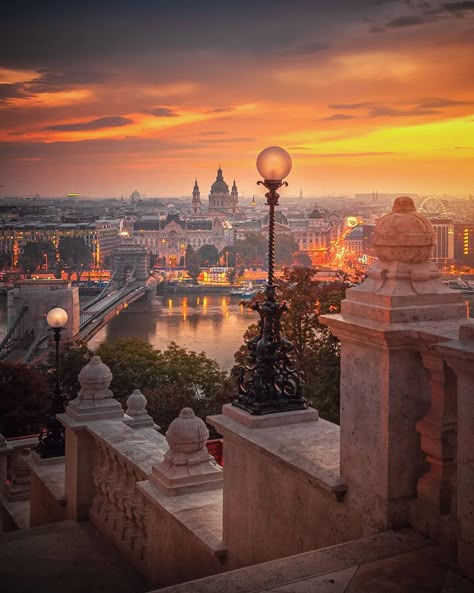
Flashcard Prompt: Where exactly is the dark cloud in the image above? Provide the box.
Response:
[25,69,106,93]
[327,97,472,119]
[282,41,330,55]
[366,105,439,117]
[329,102,374,110]
[320,113,355,121]
[417,98,474,108]
[385,15,428,27]
[198,137,255,144]
[442,1,474,14]
[43,116,133,132]
[146,107,179,117]
[205,108,234,114]
[0,83,28,102]
[296,151,395,158]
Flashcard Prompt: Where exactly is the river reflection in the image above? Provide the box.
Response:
[87,293,256,370]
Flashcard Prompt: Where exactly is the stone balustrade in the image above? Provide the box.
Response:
[24,197,474,587]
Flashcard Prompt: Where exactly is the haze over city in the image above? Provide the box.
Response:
[1,0,473,197]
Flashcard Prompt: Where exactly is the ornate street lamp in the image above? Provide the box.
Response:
[37,307,68,458]
[233,147,306,415]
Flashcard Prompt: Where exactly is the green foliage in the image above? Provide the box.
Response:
[95,338,231,432]
[294,252,312,267]
[185,244,201,281]
[235,232,299,267]
[274,233,299,266]
[58,236,93,279]
[219,245,236,267]
[196,244,219,266]
[0,362,49,437]
[235,233,267,267]
[18,240,55,276]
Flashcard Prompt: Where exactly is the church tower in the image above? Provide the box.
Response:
[230,179,239,213]
[192,179,202,215]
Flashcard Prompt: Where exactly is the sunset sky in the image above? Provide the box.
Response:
[1,0,473,198]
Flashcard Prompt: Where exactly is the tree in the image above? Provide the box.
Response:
[196,244,219,266]
[235,233,267,267]
[58,236,93,280]
[294,252,312,267]
[95,338,231,432]
[18,241,55,277]
[0,362,49,437]
[219,246,236,267]
[185,245,201,283]
[233,267,346,423]
[274,233,299,266]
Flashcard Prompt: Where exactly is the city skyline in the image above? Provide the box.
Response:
[0,0,473,197]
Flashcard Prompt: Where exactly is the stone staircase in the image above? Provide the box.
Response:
[0,520,146,593]
[155,530,474,593]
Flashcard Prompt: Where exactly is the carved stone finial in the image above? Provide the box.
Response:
[166,407,209,454]
[78,356,113,400]
[150,407,222,496]
[373,196,435,264]
[124,389,157,429]
[65,356,123,422]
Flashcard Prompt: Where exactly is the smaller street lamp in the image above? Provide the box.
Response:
[37,307,68,458]
[233,147,306,415]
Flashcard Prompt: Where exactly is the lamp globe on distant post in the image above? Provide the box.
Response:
[37,307,68,458]
[232,147,306,416]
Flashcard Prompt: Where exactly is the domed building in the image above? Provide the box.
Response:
[208,167,239,213]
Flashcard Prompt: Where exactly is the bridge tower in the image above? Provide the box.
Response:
[112,244,150,285]
[7,279,80,343]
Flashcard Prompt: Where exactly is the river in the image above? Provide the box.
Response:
[0,293,257,370]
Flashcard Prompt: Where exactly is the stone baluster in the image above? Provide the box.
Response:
[6,448,32,501]
[437,323,474,581]
[0,434,12,495]
[414,351,457,538]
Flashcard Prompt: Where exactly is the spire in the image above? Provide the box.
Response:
[193,179,199,191]
[217,166,223,179]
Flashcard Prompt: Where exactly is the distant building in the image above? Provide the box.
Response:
[208,167,239,213]
[430,218,454,263]
[191,181,202,216]
[130,190,141,203]
[454,222,474,265]
[0,220,121,267]
[131,213,229,266]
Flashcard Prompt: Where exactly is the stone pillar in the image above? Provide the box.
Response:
[322,196,467,532]
[59,356,124,521]
[436,323,474,581]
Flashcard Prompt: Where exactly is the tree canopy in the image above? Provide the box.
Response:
[196,244,219,266]
[185,244,201,282]
[0,362,49,437]
[18,240,56,276]
[58,236,93,279]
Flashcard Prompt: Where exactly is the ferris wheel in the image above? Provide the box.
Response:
[419,196,448,217]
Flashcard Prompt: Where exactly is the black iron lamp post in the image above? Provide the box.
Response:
[233,146,306,415]
[37,307,68,458]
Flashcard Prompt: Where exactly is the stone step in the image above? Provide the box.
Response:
[153,529,473,593]
[0,519,146,593]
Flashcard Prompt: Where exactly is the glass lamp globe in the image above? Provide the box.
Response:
[46,307,68,328]
[256,146,292,181]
